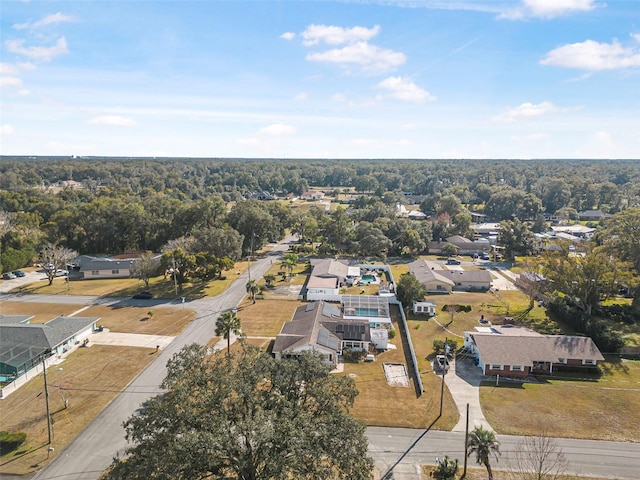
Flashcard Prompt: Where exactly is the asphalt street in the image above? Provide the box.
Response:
[1,242,638,480]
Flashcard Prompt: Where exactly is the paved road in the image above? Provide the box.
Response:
[368,427,640,480]
[29,240,292,480]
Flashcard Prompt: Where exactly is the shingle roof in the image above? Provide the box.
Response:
[310,259,350,279]
[272,301,370,355]
[468,327,604,367]
[409,260,455,286]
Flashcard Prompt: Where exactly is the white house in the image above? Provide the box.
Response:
[412,300,436,316]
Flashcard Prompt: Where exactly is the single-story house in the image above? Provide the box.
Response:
[578,210,612,222]
[439,269,492,292]
[75,253,161,279]
[550,225,596,239]
[272,301,389,365]
[464,325,604,378]
[306,259,360,301]
[409,259,491,293]
[409,260,455,293]
[413,300,436,316]
[471,223,502,236]
[444,235,492,254]
[0,314,100,381]
[301,190,326,201]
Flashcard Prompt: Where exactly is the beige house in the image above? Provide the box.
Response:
[409,259,455,293]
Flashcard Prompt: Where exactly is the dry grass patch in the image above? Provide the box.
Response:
[346,316,458,431]
[14,277,142,296]
[234,298,306,337]
[0,302,79,323]
[0,345,155,476]
[479,359,640,442]
[81,305,195,336]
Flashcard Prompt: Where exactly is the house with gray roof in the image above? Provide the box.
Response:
[272,301,388,365]
[306,259,360,301]
[0,315,99,383]
[464,325,604,378]
[409,259,491,293]
[75,253,161,279]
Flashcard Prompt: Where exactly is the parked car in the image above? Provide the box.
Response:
[2,272,17,280]
[56,269,68,276]
[446,258,461,265]
[479,253,490,260]
[435,354,449,371]
[132,291,153,299]
[12,270,26,277]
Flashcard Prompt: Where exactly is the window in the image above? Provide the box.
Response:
[511,365,523,371]
[91,270,99,275]
[558,358,567,364]
[111,269,120,274]
[583,359,596,365]
[490,364,502,370]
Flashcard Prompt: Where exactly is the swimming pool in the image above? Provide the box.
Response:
[355,307,380,317]
[361,274,376,283]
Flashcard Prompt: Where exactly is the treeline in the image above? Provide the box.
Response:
[1,157,639,215]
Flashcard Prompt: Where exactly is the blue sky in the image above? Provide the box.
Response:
[1,0,639,159]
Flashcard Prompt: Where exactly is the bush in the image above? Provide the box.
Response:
[0,431,27,454]
[342,349,363,363]
[388,327,396,339]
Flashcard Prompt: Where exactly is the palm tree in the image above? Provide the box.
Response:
[467,426,500,480]
[215,310,241,355]
[246,279,260,303]
[280,252,298,279]
[263,273,276,287]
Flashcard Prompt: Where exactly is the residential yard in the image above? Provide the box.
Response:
[479,358,640,442]
[234,298,306,337]
[0,303,194,336]
[344,319,458,431]
[10,260,250,300]
[0,345,156,476]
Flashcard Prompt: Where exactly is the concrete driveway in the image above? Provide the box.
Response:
[443,356,493,432]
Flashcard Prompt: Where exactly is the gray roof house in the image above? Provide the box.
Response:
[306,259,360,301]
[75,253,161,279]
[409,259,492,293]
[464,325,604,378]
[272,301,388,365]
[0,315,100,382]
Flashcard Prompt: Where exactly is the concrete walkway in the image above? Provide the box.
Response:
[444,357,493,432]
[89,328,175,349]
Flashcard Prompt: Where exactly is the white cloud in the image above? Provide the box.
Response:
[332,93,347,102]
[0,76,23,88]
[293,92,308,102]
[376,76,435,103]
[0,125,16,135]
[14,12,76,30]
[301,24,380,46]
[280,32,295,41]
[5,37,69,62]
[259,123,296,136]
[306,42,406,74]
[494,101,559,122]
[0,63,20,75]
[500,0,598,19]
[541,38,640,70]
[89,115,138,127]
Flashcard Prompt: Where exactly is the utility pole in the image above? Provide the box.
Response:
[42,352,53,445]
[462,402,469,478]
[172,257,178,296]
